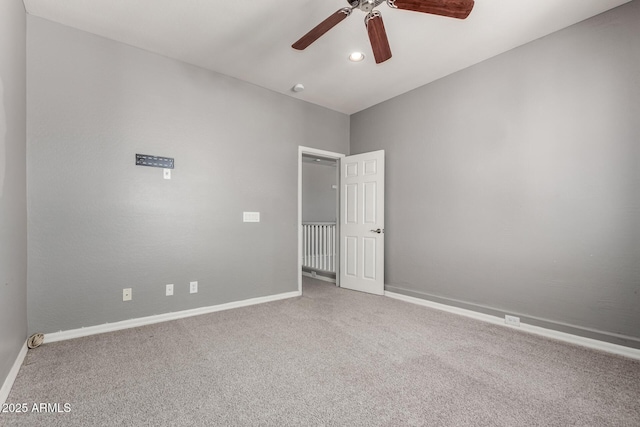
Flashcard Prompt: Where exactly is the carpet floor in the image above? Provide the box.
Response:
[2,278,639,426]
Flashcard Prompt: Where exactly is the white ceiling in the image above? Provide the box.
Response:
[23,0,630,115]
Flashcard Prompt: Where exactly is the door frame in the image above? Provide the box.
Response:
[298,146,345,294]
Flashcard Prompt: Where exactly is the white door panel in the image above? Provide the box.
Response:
[340,150,384,295]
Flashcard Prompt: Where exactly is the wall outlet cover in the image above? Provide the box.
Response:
[123,288,132,301]
[505,315,520,327]
[166,284,174,296]
[190,281,198,294]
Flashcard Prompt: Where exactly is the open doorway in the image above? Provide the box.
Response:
[302,154,338,282]
[297,147,345,294]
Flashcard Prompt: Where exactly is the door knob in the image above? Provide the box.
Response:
[370,228,384,234]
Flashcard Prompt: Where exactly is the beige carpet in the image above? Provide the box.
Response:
[2,277,639,426]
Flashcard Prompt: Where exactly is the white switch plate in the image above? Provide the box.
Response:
[243,212,260,222]
[163,169,171,179]
[166,284,174,296]
[123,288,132,301]
[190,281,198,294]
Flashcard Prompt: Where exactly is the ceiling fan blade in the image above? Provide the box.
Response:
[389,0,474,19]
[366,12,392,64]
[292,8,352,50]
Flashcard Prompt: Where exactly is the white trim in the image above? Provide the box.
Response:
[302,271,337,284]
[1,341,28,405]
[302,221,337,225]
[45,291,300,344]
[298,146,345,295]
[385,291,640,361]
[299,146,346,159]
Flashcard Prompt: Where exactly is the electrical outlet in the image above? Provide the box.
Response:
[166,284,174,296]
[123,288,132,301]
[505,315,520,327]
[163,168,171,180]
[190,281,198,294]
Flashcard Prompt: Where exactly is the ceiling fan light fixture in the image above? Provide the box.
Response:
[349,51,365,62]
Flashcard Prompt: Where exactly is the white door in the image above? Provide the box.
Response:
[339,150,385,295]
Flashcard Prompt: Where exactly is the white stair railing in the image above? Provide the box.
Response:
[302,222,336,273]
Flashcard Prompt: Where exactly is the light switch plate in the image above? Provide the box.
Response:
[166,284,174,296]
[243,212,260,222]
[163,169,171,179]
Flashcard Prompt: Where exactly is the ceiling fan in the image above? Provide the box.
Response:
[292,0,474,64]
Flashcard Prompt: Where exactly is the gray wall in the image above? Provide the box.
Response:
[27,16,349,334]
[351,1,640,348]
[0,1,28,383]
[302,161,337,223]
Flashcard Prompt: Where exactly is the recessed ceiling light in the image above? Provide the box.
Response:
[349,52,365,62]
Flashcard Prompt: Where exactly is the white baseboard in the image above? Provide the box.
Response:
[1,341,28,405]
[45,290,301,344]
[302,271,336,284]
[385,291,640,361]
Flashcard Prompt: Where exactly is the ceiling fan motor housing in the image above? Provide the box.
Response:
[348,0,385,13]
[361,0,375,12]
